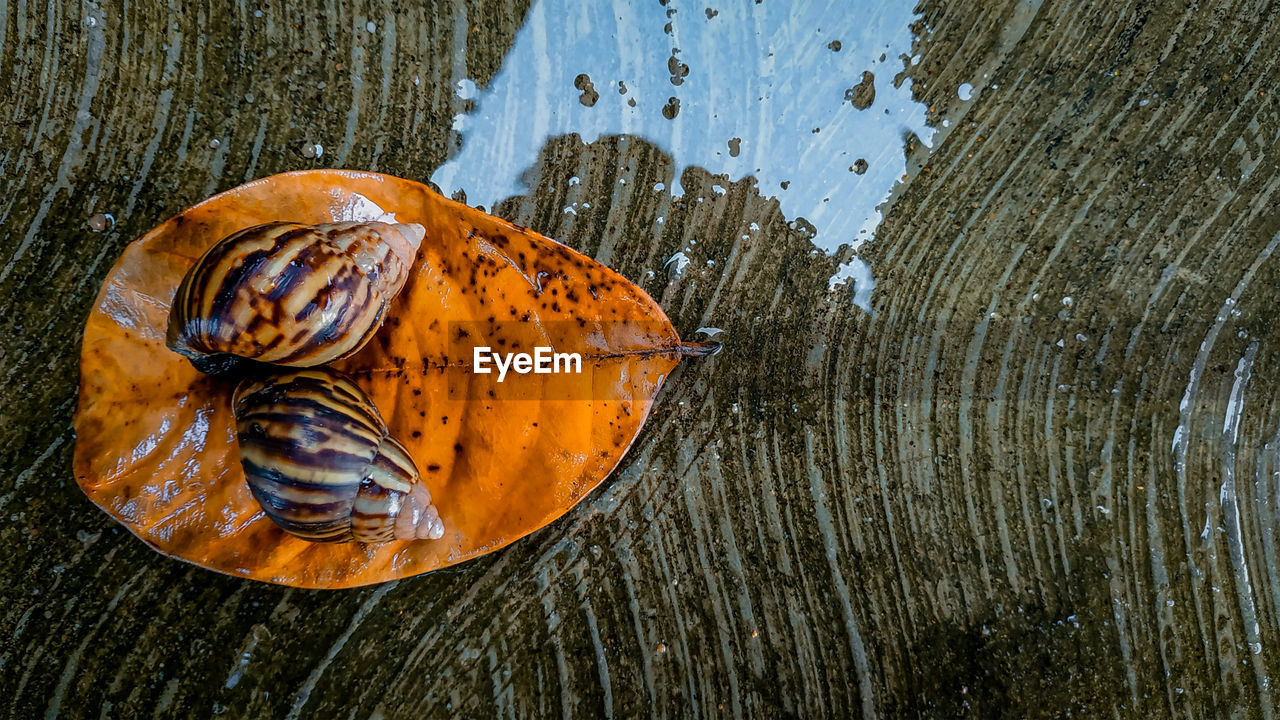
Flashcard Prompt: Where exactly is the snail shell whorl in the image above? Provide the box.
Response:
[232,368,444,544]
[167,220,425,372]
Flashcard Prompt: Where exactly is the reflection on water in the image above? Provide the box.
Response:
[430,0,933,310]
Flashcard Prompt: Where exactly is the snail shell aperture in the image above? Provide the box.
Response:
[233,367,444,543]
[167,220,425,374]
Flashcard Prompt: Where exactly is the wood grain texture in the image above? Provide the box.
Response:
[3,0,1280,718]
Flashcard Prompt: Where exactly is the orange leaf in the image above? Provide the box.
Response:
[74,170,705,589]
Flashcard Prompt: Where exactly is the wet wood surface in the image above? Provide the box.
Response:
[3,0,1280,717]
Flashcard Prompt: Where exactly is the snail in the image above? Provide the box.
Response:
[167,220,425,375]
[233,366,445,543]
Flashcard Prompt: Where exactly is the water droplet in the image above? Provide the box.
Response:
[366,20,377,33]
[958,82,974,101]
[208,138,221,149]
[87,213,115,233]
[664,251,690,281]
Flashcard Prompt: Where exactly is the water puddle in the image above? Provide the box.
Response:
[430,0,936,311]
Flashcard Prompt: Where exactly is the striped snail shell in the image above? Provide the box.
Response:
[232,367,444,543]
[167,220,425,375]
